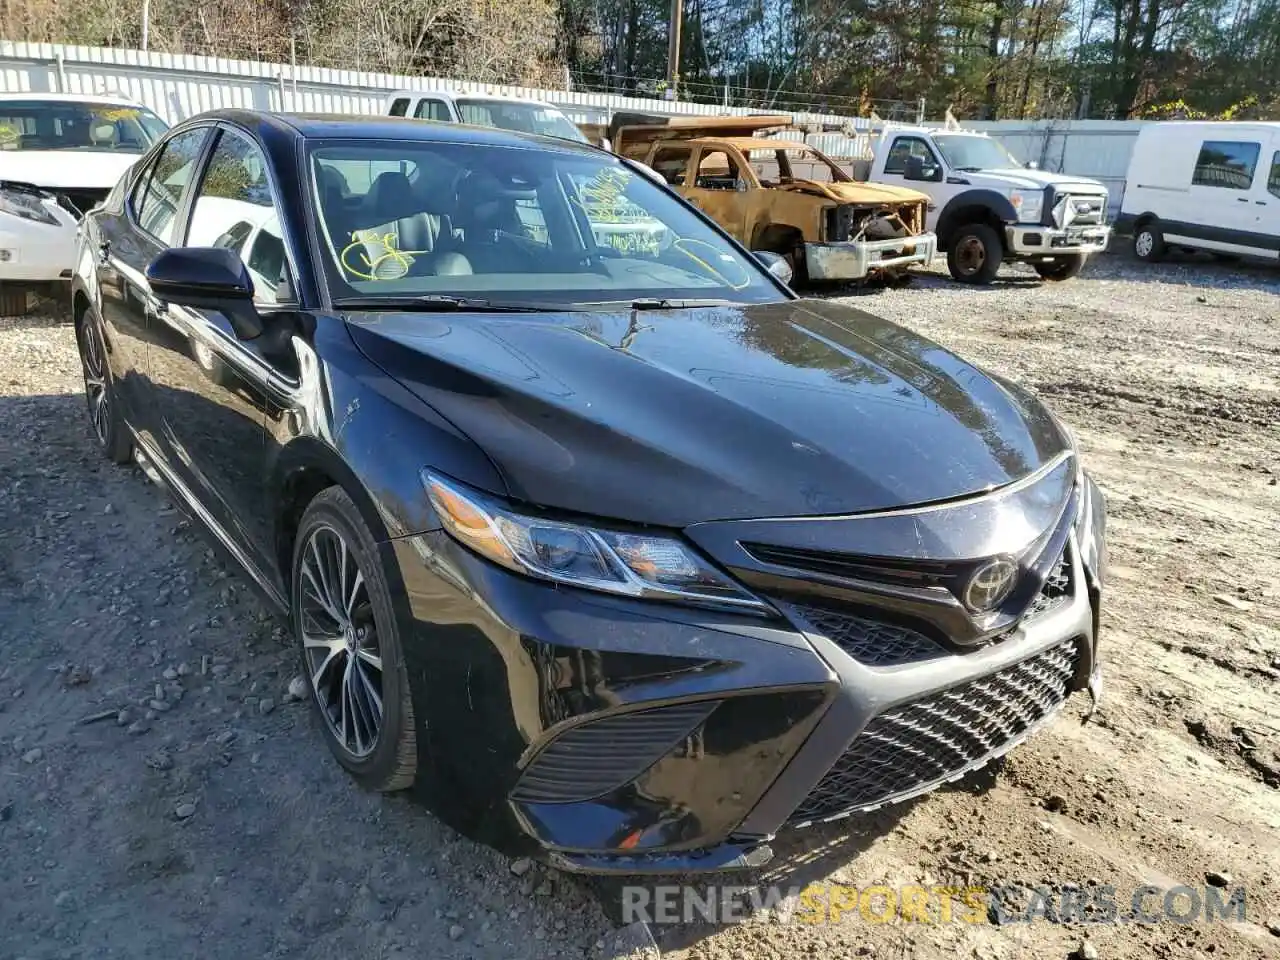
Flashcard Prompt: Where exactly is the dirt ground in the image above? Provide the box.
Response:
[1,250,1278,960]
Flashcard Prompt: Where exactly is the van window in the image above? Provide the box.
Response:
[414,99,452,122]
[1192,141,1260,190]
[1269,152,1280,200]
[388,98,410,118]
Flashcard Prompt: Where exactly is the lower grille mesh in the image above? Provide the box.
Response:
[512,700,719,804]
[1025,549,1071,620]
[789,640,1079,824]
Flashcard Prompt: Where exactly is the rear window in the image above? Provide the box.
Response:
[388,98,410,118]
[1192,141,1260,190]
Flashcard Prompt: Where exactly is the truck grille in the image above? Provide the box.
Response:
[1053,193,1106,228]
[787,640,1079,825]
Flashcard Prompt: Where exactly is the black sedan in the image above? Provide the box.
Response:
[71,110,1106,874]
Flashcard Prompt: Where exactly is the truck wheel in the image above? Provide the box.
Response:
[1133,221,1165,261]
[946,224,1002,284]
[1033,254,1087,281]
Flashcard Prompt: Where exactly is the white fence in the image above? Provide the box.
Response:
[0,41,1142,211]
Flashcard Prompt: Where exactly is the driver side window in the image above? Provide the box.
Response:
[884,136,938,175]
[185,128,294,306]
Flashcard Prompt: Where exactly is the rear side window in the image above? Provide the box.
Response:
[1192,141,1260,190]
[133,127,209,244]
[414,99,452,122]
[1269,152,1280,199]
[388,98,409,118]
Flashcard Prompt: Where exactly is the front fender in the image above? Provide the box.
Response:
[936,189,1019,240]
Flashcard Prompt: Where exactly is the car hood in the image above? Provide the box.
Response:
[0,151,138,189]
[777,180,931,205]
[346,299,1070,528]
[964,168,1108,194]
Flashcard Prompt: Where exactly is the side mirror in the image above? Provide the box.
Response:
[755,250,794,285]
[1025,160,1038,170]
[904,156,942,182]
[146,247,263,340]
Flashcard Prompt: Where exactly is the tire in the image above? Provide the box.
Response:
[946,223,1003,284]
[75,308,132,464]
[292,486,418,792]
[1133,221,1166,261]
[1033,254,1088,281]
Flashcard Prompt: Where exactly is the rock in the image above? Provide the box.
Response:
[162,667,179,681]
[1205,870,1233,888]
[534,878,553,896]
[126,720,151,736]
[174,801,197,819]
[287,676,308,701]
[214,730,237,746]
[1073,939,1100,960]
[149,699,171,713]
[144,750,173,771]
[211,664,229,676]
[54,891,73,909]
[1043,794,1067,813]
[177,662,191,677]
[1267,920,1280,937]
[1212,594,1253,611]
[21,748,43,764]
[448,925,465,941]
[258,698,275,715]
[509,857,534,877]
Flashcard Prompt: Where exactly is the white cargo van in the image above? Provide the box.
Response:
[1119,121,1280,262]
[384,91,589,144]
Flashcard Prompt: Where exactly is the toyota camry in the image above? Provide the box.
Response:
[71,110,1106,874]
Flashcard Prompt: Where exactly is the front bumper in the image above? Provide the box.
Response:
[1005,223,1111,257]
[0,211,78,283]
[804,231,938,281]
[388,470,1105,875]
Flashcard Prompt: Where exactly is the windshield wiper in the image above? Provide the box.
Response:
[626,298,736,310]
[952,165,985,172]
[333,295,571,313]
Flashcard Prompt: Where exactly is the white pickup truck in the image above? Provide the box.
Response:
[857,124,1111,283]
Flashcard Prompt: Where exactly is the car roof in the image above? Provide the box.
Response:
[0,91,147,106]
[194,109,598,153]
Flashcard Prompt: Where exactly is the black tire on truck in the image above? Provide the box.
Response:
[1033,254,1088,281]
[946,223,1002,284]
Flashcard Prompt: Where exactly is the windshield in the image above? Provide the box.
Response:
[309,140,782,307]
[0,100,167,153]
[455,100,587,143]
[932,135,1021,171]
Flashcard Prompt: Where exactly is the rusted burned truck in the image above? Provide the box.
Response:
[606,114,937,283]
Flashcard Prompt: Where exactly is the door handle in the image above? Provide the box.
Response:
[1237,197,1250,202]
[1256,200,1267,206]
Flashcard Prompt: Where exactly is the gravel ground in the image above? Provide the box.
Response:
[1,249,1278,960]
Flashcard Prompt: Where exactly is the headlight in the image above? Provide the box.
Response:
[1009,190,1043,224]
[423,472,771,613]
[0,185,61,226]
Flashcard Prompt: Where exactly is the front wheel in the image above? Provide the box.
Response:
[1133,221,1166,261]
[1033,254,1088,281]
[292,487,419,792]
[946,224,1003,284]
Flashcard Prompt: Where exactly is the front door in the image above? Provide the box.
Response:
[147,125,293,578]
[877,134,955,232]
[683,145,753,243]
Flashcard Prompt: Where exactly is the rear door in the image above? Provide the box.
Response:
[99,124,213,447]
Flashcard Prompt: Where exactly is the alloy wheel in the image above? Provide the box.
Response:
[299,524,384,758]
[80,319,110,445]
[955,236,986,275]
[1135,231,1154,258]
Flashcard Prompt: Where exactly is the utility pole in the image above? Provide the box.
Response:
[665,0,683,101]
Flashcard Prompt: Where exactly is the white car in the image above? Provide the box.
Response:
[384,91,589,144]
[0,92,168,301]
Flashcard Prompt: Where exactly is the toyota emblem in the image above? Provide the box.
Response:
[964,557,1019,612]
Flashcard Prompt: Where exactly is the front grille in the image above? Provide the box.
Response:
[1024,549,1070,621]
[788,640,1079,825]
[1054,193,1106,227]
[793,605,945,666]
[511,700,719,804]
[744,541,958,590]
